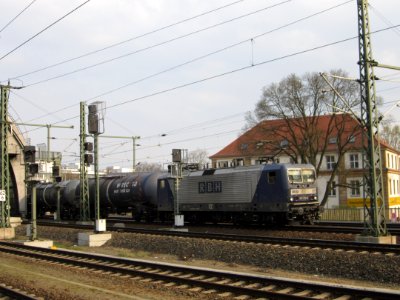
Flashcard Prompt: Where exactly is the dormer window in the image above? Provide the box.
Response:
[280,139,289,149]
[255,141,264,149]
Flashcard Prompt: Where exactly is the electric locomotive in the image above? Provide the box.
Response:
[157,163,319,224]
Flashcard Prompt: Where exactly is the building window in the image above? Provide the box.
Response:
[389,179,393,196]
[327,181,336,196]
[348,135,356,143]
[240,143,248,150]
[280,139,289,149]
[350,180,361,197]
[234,158,244,166]
[328,137,337,144]
[349,154,359,169]
[218,161,228,168]
[326,155,336,170]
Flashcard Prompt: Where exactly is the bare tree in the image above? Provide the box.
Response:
[380,119,400,150]
[188,149,210,167]
[135,162,162,172]
[246,69,361,207]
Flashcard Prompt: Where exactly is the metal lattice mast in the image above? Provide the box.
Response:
[357,0,387,236]
[0,85,10,228]
[80,102,90,221]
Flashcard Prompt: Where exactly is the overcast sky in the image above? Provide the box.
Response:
[0,0,399,169]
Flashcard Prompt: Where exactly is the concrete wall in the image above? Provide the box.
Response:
[7,121,27,217]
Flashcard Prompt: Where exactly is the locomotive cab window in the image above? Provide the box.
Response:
[288,169,302,183]
[288,168,316,184]
[302,169,315,183]
[267,172,276,184]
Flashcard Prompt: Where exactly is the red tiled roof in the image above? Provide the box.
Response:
[210,113,395,159]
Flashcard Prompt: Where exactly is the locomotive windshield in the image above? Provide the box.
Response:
[288,168,315,184]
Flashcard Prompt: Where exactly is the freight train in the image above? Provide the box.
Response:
[34,163,320,225]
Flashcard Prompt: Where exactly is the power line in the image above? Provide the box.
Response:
[85,0,352,103]
[369,3,400,38]
[21,0,292,87]
[20,22,400,138]
[103,128,241,157]
[6,0,246,81]
[18,0,351,124]
[23,24,399,134]
[0,0,37,34]
[10,90,74,125]
[0,0,91,62]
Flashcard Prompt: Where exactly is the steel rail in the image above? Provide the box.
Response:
[104,217,400,235]
[0,241,399,300]
[35,220,400,255]
[0,283,40,300]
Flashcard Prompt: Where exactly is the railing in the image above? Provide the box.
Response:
[320,207,400,222]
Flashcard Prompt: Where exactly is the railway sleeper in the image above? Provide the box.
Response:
[259,284,276,291]
[276,287,295,294]
[332,295,352,300]
[292,289,313,297]
[217,291,234,298]
[230,280,246,286]
[312,292,331,299]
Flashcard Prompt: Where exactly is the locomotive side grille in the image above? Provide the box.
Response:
[179,170,261,204]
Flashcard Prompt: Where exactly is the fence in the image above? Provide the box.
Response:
[320,207,400,222]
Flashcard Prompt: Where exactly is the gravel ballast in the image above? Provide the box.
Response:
[14,225,400,286]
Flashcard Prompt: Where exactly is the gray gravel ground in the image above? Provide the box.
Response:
[14,225,400,286]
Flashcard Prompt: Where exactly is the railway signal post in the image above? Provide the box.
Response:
[77,101,111,246]
[171,149,187,229]
[88,102,106,232]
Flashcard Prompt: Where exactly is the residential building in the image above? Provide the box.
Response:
[210,113,400,210]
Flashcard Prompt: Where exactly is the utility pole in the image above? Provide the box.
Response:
[12,122,73,181]
[80,102,90,221]
[0,85,11,228]
[100,135,140,172]
[0,83,22,228]
[357,0,387,238]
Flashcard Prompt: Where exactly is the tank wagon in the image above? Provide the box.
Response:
[35,172,163,221]
[35,164,320,224]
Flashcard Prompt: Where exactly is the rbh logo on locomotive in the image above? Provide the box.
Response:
[198,181,222,193]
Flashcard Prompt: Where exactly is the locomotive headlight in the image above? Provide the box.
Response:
[289,197,293,202]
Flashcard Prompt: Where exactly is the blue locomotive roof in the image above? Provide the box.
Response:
[186,163,315,177]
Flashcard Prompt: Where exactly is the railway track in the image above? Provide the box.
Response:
[104,217,400,235]
[0,241,398,300]
[303,221,400,234]
[36,220,400,255]
[0,283,41,300]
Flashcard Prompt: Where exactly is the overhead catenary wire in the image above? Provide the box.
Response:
[6,0,247,81]
[85,0,352,102]
[369,3,400,38]
[0,0,91,62]
[0,0,37,34]
[20,0,292,87]
[21,23,400,136]
[20,0,353,125]
[101,128,241,157]
[10,90,74,126]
